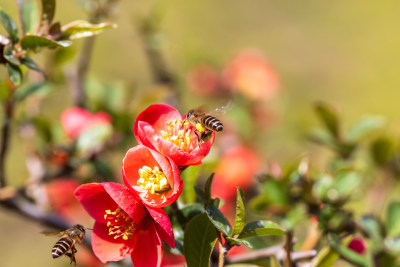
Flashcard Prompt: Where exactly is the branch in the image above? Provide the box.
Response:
[0,98,14,188]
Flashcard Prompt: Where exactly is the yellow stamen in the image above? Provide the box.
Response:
[160,119,194,152]
[137,165,171,194]
[104,207,136,240]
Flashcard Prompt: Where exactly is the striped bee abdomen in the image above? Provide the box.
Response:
[202,115,223,132]
[52,237,73,258]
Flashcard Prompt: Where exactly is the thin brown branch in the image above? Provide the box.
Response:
[284,230,294,267]
[218,239,224,267]
[0,98,14,188]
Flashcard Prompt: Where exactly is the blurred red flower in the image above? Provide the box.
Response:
[122,145,183,208]
[212,146,262,204]
[75,182,174,267]
[221,49,280,101]
[61,107,111,139]
[348,237,367,255]
[134,104,214,166]
[186,65,221,96]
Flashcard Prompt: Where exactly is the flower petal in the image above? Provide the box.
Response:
[131,221,163,267]
[146,206,175,248]
[92,221,136,263]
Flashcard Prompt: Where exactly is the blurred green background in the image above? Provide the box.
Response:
[1,0,400,266]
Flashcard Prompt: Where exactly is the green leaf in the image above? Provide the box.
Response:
[20,56,44,73]
[333,171,361,200]
[14,82,48,101]
[76,123,113,156]
[6,63,22,86]
[204,173,214,202]
[184,213,218,267]
[361,215,383,243]
[18,0,39,34]
[225,236,253,248]
[181,203,204,222]
[194,186,206,203]
[330,238,368,267]
[232,187,246,236]
[370,137,396,166]
[346,116,385,141]
[40,0,55,26]
[238,220,286,239]
[310,246,340,267]
[3,45,20,65]
[181,165,200,203]
[205,204,232,236]
[315,102,340,139]
[21,35,71,50]
[60,20,116,40]
[0,8,19,44]
[387,202,400,237]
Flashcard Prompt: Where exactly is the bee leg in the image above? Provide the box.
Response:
[194,130,203,146]
[66,245,77,265]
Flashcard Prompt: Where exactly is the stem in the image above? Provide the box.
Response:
[0,98,14,188]
[218,236,224,267]
[284,230,294,267]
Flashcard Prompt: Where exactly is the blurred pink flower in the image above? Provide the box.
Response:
[186,65,221,96]
[61,107,112,139]
[348,237,367,255]
[221,49,280,101]
[212,145,262,205]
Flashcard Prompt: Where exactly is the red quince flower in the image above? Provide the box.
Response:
[222,49,280,101]
[75,182,175,267]
[134,104,215,166]
[348,237,367,254]
[61,107,112,139]
[122,145,183,208]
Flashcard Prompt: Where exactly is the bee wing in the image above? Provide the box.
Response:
[192,105,208,115]
[41,230,65,236]
[209,101,232,116]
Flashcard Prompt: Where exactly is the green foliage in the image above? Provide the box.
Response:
[18,0,39,34]
[206,204,232,236]
[184,213,218,267]
[0,8,19,44]
[238,221,286,239]
[232,187,246,236]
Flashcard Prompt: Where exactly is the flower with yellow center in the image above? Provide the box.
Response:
[160,119,194,152]
[104,207,136,240]
[137,166,171,194]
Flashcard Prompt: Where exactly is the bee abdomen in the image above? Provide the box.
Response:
[202,116,223,132]
[52,238,73,258]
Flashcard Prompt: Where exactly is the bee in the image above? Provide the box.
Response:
[42,224,87,265]
[185,103,229,145]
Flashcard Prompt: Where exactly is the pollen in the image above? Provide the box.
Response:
[137,166,171,194]
[104,207,136,240]
[160,119,194,152]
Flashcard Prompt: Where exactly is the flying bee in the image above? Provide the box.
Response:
[42,224,87,265]
[184,103,230,145]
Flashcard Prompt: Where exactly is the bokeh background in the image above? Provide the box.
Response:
[1,0,400,266]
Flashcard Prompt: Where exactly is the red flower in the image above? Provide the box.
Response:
[134,104,215,166]
[61,107,111,139]
[75,182,175,267]
[186,65,222,96]
[348,237,367,255]
[122,145,183,208]
[222,49,280,101]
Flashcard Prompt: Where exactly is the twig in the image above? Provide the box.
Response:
[0,98,14,188]
[285,230,294,267]
[218,239,224,267]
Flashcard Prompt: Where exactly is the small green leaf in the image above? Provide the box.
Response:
[204,173,214,202]
[238,220,285,239]
[181,203,204,222]
[20,56,44,73]
[346,116,385,141]
[315,102,340,139]
[18,0,39,34]
[14,82,48,101]
[370,137,396,166]
[6,63,22,86]
[40,0,55,26]
[206,204,232,236]
[21,35,71,50]
[225,236,253,248]
[0,8,19,44]
[387,202,400,237]
[60,20,116,40]
[310,246,340,267]
[76,123,113,156]
[232,187,246,236]
[3,45,20,65]
[361,215,383,243]
[194,186,206,203]
[184,213,218,267]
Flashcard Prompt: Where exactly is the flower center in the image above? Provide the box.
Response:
[160,119,194,152]
[137,166,171,194]
[104,207,136,240]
